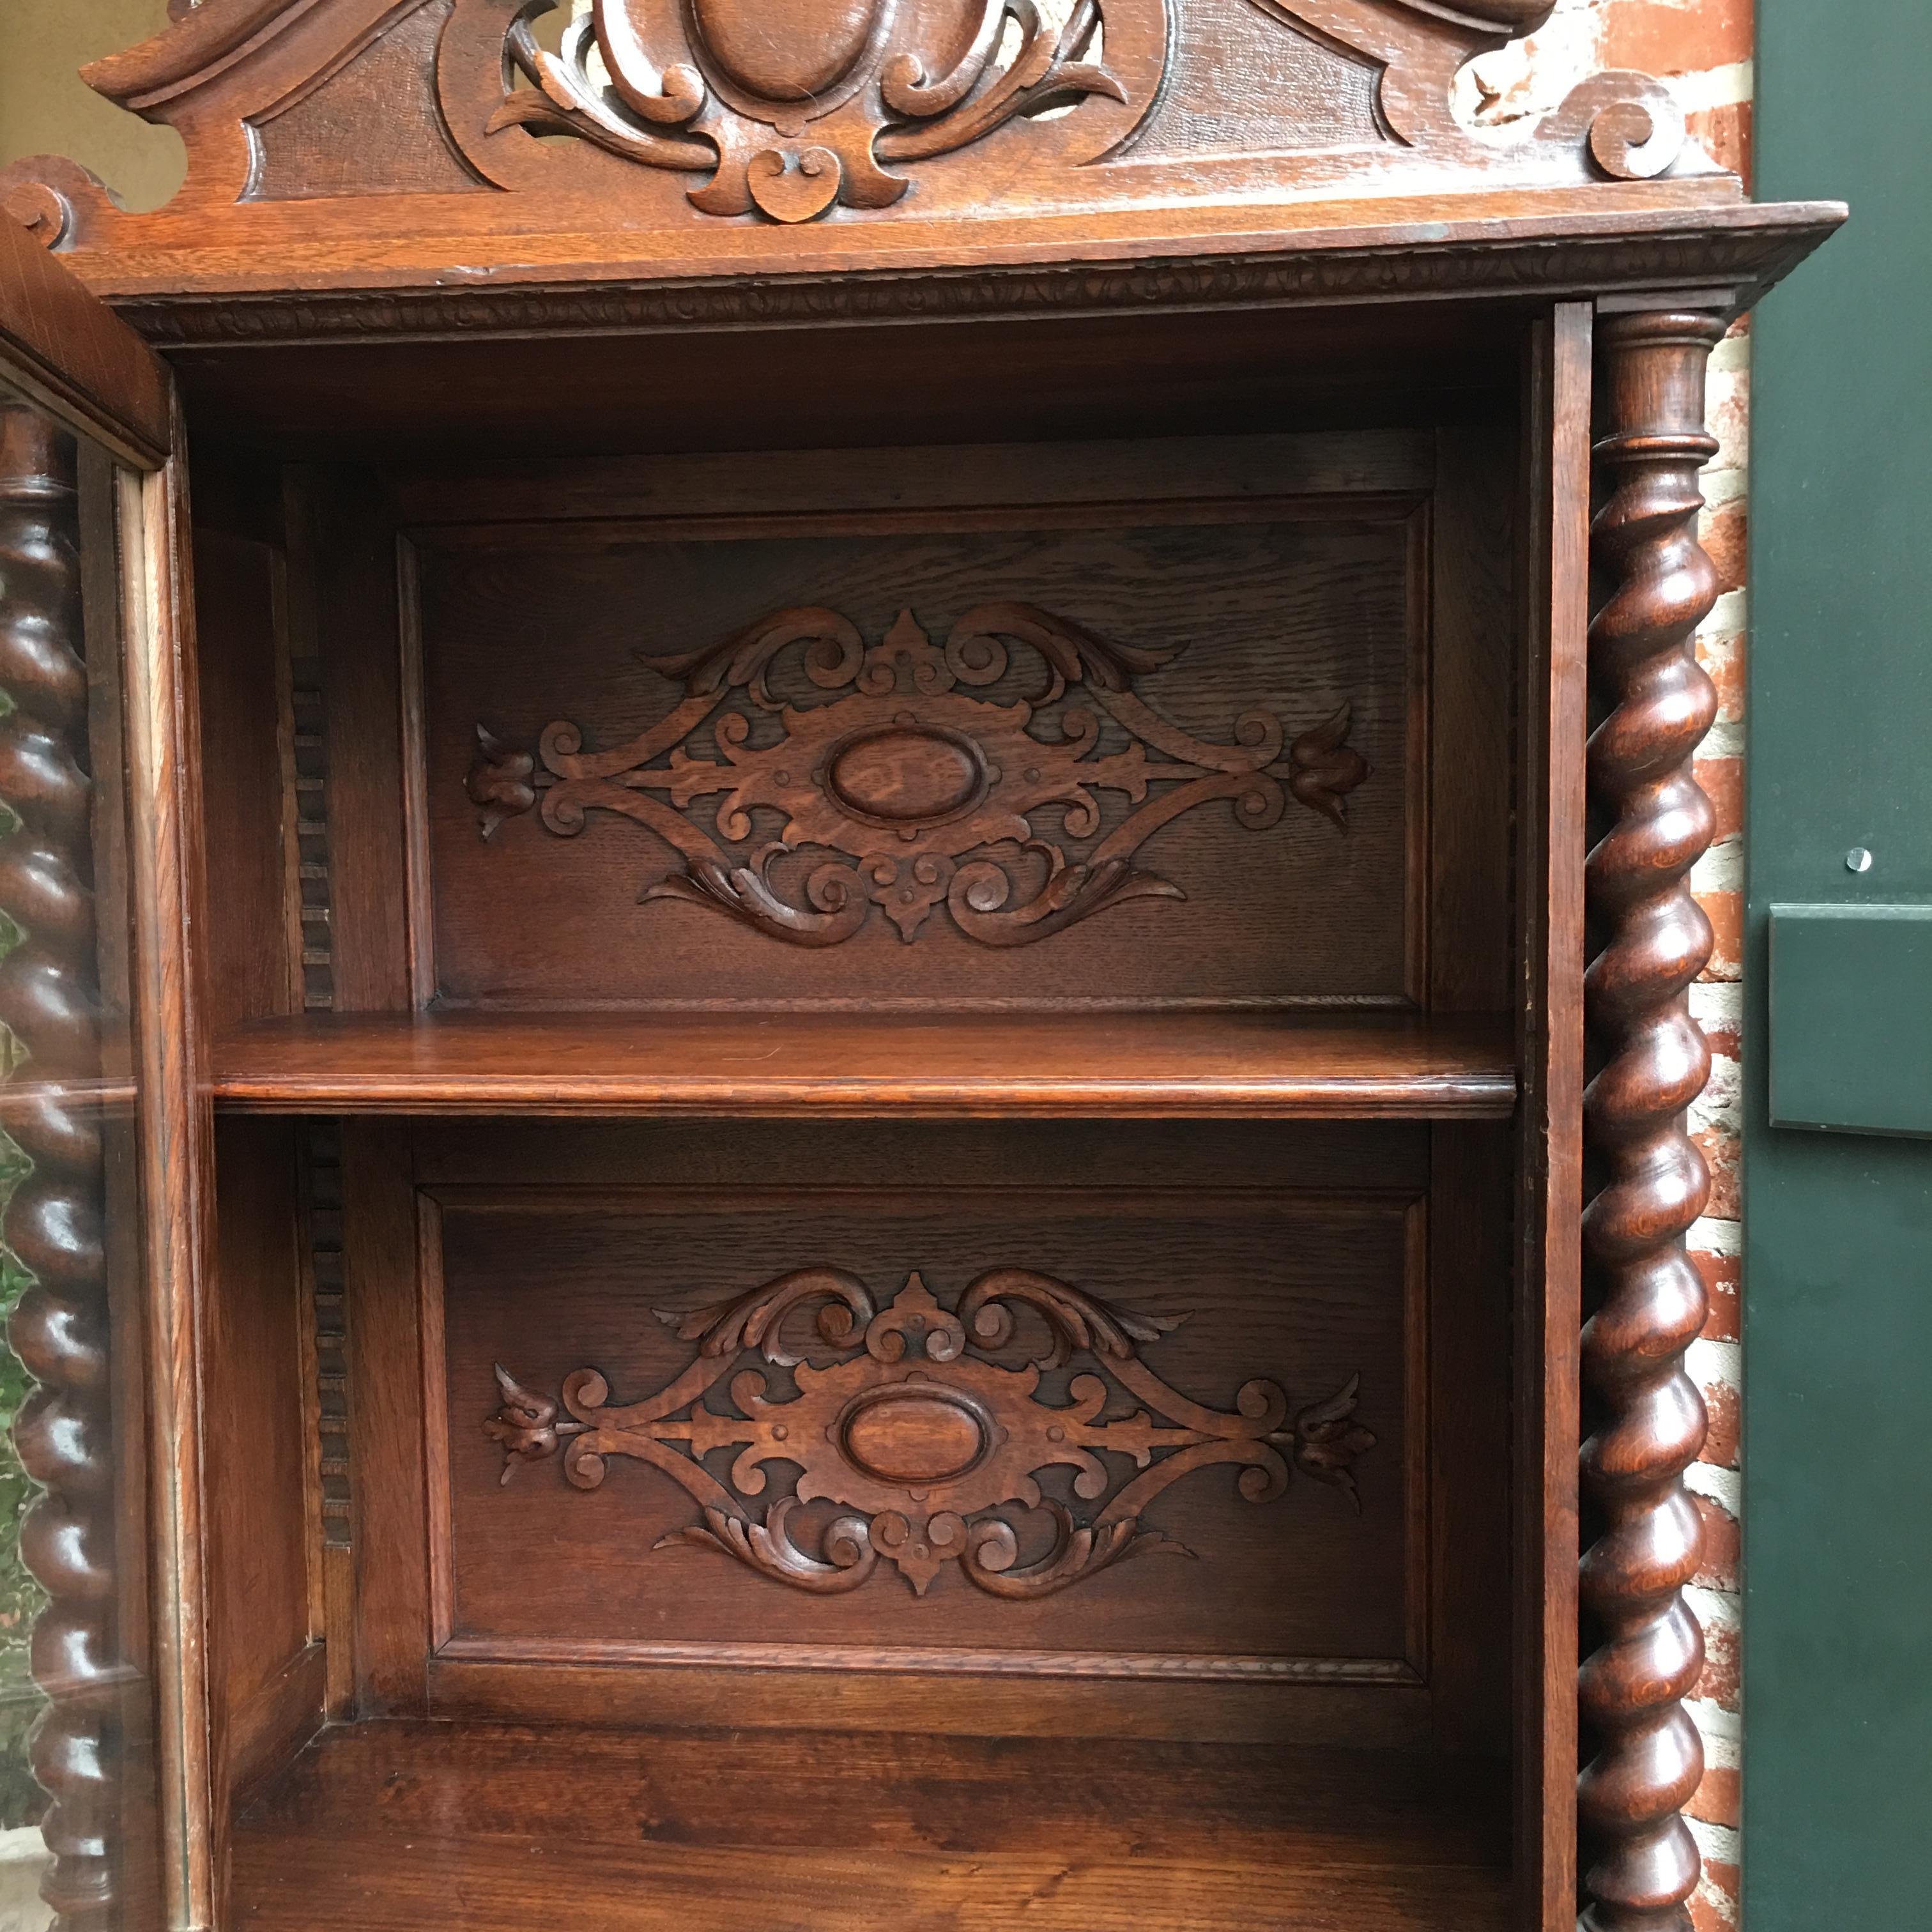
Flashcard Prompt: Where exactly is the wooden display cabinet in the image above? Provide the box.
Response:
[0,3,1839,1927]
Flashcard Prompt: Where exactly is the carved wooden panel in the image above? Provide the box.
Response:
[448,0,1706,217]
[0,0,1757,282]
[466,601,1368,947]
[490,0,1133,223]
[489,1266,1374,1598]
[415,483,1421,1007]
[428,1168,1427,1682]
[250,0,486,202]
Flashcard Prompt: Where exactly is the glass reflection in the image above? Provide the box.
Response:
[0,393,157,1932]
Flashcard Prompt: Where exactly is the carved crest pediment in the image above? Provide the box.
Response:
[3,0,1732,254]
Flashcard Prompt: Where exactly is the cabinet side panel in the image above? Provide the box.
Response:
[190,457,302,1032]
[1515,304,1590,1931]
[207,1117,321,1818]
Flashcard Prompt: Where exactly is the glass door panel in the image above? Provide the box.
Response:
[0,387,167,1932]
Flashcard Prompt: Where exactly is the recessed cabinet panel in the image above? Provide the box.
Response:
[436,1183,1420,1675]
[415,476,1423,1008]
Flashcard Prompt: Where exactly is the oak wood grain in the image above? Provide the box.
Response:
[211,1009,1516,1116]
[1515,302,1591,1931]
[229,1719,1512,1931]
[0,211,167,464]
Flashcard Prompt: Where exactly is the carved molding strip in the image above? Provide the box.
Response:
[468,601,1367,947]
[488,1267,1374,1598]
[49,219,1838,346]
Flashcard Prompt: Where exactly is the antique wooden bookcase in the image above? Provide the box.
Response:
[0,2,1839,1928]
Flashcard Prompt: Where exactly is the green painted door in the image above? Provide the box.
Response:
[1747,3,1932,1924]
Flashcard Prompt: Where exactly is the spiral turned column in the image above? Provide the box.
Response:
[0,406,116,1930]
[1577,312,1725,1932]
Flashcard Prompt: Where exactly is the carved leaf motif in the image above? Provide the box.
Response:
[484,1362,585,1483]
[491,0,1127,222]
[1288,702,1372,827]
[492,1269,1376,1598]
[1285,1372,1377,1510]
[469,602,1370,947]
[652,1268,877,1363]
[465,724,537,839]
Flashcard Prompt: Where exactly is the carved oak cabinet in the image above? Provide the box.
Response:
[0,2,1838,1928]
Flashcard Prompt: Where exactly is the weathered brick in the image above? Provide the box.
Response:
[1697,622,1747,723]
[1697,1604,1741,1709]
[1694,1494,1740,1591]
[1696,886,1743,982]
[1702,1373,1740,1468]
[1689,98,1754,187]
[1692,1765,1742,1830]
[1694,755,1743,843]
[1709,371,1751,472]
[1691,1855,1740,1932]
[1598,0,1753,75]
[1701,501,1747,595]
[1694,1246,1740,1342]
[1692,1124,1740,1219]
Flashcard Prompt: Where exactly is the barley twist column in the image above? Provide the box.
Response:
[1577,311,1725,1932]
[0,404,116,1931]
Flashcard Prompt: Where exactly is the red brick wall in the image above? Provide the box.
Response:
[1471,6,1754,1925]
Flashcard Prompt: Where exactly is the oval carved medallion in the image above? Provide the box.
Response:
[825,722,988,827]
[839,1385,988,1485]
[688,0,882,100]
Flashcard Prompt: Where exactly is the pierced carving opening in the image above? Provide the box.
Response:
[489,0,1129,221]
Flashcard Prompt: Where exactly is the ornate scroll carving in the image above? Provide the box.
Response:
[468,602,1367,947]
[463,0,1700,221]
[0,0,1745,259]
[1578,311,1725,1932]
[0,406,114,1930]
[491,0,1126,223]
[489,1267,1374,1598]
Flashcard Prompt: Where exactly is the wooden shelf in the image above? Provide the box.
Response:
[233,1720,1511,1931]
[209,1010,1517,1119]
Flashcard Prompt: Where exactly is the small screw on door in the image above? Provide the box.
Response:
[1845,847,1874,873]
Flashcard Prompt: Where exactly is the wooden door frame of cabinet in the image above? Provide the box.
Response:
[0,212,217,1932]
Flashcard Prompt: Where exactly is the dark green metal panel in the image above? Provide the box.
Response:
[1768,905,1932,1137]
[1749,1,1932,1924]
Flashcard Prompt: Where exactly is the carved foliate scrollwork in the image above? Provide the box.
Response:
[493,0,1126,223]
[0,0,1729,256]
[488,1267,1374,1598]
[463,0,1700,224]
[468,601,1367,947]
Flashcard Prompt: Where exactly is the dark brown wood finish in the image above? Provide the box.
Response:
[211,1009,1515,1116]
[315,1115,1504,1758]
[0,0,1848,1924]
[1575,312,1724,1932]
[205,1117,321,1830]
[1517,303,1592,1928]
[229,1721,1512,1932]
[0,214,167,464]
